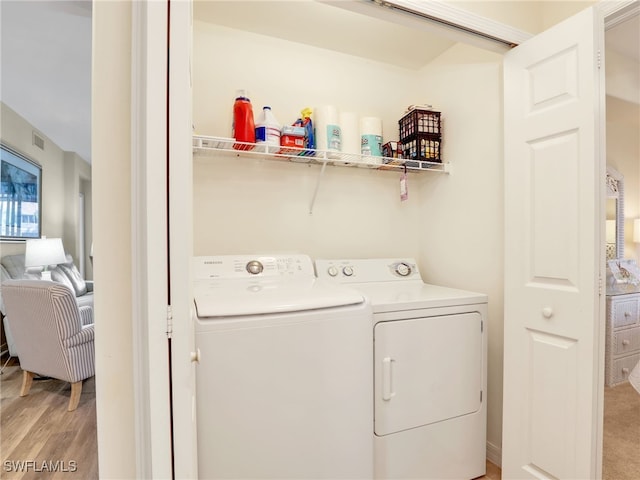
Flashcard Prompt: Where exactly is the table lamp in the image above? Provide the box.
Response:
[24,237,67,281]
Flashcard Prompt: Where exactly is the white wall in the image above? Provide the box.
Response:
[193,23,424,258]
[192,23,472,264]
[453,0,543,32]
[415,42,505,455]
[92,2,136,478]
[540,0,597,30]
[606,95,640,260]
[606,44,640,261]
[0,101,89,261]
[64,151,92,265]
[450,0,596,33]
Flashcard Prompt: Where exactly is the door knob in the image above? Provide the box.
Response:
[190,349,200,363]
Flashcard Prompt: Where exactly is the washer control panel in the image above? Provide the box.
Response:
[194,254,314,280]
[316,258,421,283]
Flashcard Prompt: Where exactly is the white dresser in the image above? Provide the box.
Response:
[605,284,640,387]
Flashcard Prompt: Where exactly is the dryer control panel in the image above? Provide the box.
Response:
[194,254,314,280]
[315,258,422,283]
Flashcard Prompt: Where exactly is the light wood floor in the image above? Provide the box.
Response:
[1,359,498,480]
[1,359,638,480]
[0,363,97,479]
[603,382,640,480]
[479,460,501,480]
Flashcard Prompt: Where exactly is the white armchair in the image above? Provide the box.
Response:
[0,254,93,361]
[1,280,95,411]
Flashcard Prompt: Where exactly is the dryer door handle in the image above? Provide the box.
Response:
[382,357,395,401]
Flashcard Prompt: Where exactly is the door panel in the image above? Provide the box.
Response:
[503,6,604,479]
[528,130,580,290]
[527,330,578,477]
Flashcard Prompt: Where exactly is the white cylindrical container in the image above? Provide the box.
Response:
[315,105,341,159]
[360,116,383,168]
[337,111,359,165]
[255,106,281,152]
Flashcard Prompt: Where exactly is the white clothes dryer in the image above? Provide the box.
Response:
[316,258,488,480]
[193,254,373,480]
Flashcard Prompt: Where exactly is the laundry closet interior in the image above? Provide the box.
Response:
[188,0,508,457]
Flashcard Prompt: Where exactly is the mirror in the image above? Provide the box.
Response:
[606,166,624,260]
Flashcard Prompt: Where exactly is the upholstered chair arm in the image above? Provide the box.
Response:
[78,305,94,326]
[64,324,94,349]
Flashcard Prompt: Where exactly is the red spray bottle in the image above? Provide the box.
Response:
[232,90,255,150]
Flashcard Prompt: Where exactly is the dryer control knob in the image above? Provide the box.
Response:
[327,266,339,277]
[342,266,354,277]
[395,262,412,276]
[246,260,264,275]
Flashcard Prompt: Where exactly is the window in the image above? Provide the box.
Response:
[1,144,42,240]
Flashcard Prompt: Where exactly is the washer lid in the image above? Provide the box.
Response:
[193,278,365,318]
[352,282,487,313]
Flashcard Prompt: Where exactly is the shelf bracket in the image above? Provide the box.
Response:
[309,155,329,215]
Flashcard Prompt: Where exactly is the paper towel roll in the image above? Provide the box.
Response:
[336,111,359,165]
[360,116,383,167]
[360,116,382,136]
[315,105,341,159]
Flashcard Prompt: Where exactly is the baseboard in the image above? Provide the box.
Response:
[486,441,502,468]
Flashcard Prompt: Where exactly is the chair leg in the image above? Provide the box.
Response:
[68,381,83,411]
[0,355,12,375]
[20,371,35,397]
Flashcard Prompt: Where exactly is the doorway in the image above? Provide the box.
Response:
[0,1,96,478]
[603,10,640,480]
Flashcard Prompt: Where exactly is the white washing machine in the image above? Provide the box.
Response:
[316,258,488,480]
[193,254,373,479]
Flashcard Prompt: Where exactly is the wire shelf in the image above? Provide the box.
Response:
[192,135,450,173]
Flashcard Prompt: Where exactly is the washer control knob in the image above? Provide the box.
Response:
[342,266,354,277]
[395,262,412,277]
[327,266,339,277]
[246,260,264,275]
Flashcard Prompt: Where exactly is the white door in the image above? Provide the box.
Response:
[502,7,605,480]
[168,0,199,478]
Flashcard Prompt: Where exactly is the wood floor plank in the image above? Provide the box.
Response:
[1,404,49,460]
[2,361,638,480]
[1,365,98,480]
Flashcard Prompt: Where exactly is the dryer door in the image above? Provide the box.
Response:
[374,312,483,436]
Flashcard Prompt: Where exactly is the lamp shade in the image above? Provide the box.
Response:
[24,238,67,268]
[634,219,640,243]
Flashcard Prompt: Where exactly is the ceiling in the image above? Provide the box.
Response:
[1,1,92,163]
[1,1,638,167]
[194,1,459,70]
